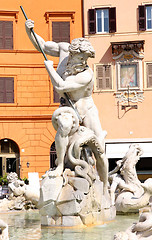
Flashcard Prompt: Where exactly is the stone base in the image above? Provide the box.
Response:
[41,215,83,227]
[41,205,116,227]
[38,176,116,227]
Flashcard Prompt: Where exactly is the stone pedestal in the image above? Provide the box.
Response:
[38,176,116,227]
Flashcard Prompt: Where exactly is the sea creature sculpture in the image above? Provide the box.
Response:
[109,144,152,212]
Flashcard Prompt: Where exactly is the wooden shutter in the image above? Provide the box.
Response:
[0,78,5,102]
[96,65,112,90]
[139,5,146,31]
[88,9,96,34]
[5,77,14,103]
[147,63,152,88]
[4,21,13,49]
[60,22,70,42]
[53,87,60,103]
[105,65,112,88]
[109,7,116,33]
[52,22,70,43]
[96,65,104,89]
[0,22,4,49]
[0,21,13,49]
[0,77,14,103]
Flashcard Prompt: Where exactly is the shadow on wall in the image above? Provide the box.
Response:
[99,45,113,64]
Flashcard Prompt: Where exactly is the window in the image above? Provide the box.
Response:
[52,21,70,43]
[50,142,57,168]
[146,63,152,88]
[52,22,70,102]
[96,9,109,33]
[88,7,116,34]
[0,21,13,49]
[146,6,152,29]
[0,77,14,103]
[139,5,152,31]
[94,64,112,91]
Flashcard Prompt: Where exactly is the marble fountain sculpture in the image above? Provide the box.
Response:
[25,19,116,226]
[109,144,152,213]
[113,207,152,240]
[0,172,39,211]
[0,219,9,240]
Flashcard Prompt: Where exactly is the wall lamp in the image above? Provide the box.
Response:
[26,161,30,168]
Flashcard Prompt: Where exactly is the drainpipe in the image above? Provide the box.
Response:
[82,0,85,38]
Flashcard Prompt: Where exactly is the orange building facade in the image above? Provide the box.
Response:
[83,0,152,180]
[0,0,83,178]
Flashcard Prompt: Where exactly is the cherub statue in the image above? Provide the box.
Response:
[7,172,26,199]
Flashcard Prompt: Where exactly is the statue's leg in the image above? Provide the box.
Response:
[109,178,119,205]
[96,152,109,195]
[83,106,107,151]
[48,131,69,177]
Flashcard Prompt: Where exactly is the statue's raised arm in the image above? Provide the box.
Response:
[25,19,60,57]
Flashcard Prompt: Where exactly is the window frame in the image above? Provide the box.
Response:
[0,21,13,50]
[145,62,152,89]
[138,4,152,31]
[0,10,18,51]
[96,8,109,33]
[44,11,75,42]
[146,5,152,30]
[88,7,116,34]
[52,21,70,43]
[94,63,113,92]
[116,60,142,91]
[0,75,16,105]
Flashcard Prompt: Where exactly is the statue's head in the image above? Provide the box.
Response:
[65,38,95,76]
[123,144,143,165]
[69,38,95,58]
[7,172,18,183]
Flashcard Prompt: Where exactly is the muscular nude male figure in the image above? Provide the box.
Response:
[25,20,108,191]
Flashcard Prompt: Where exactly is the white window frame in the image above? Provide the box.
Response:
[146,5,152,30]
[144,61,152,89]
[116,60,143,91]
[96,9,109,33]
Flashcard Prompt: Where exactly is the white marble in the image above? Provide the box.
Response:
[109,144,152,213]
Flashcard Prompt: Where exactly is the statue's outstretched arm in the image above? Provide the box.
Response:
[44,60,92,92]
[25,19,60,57]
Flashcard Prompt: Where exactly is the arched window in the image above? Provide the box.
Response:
[0,139,20,177]
[50,141,57,169]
